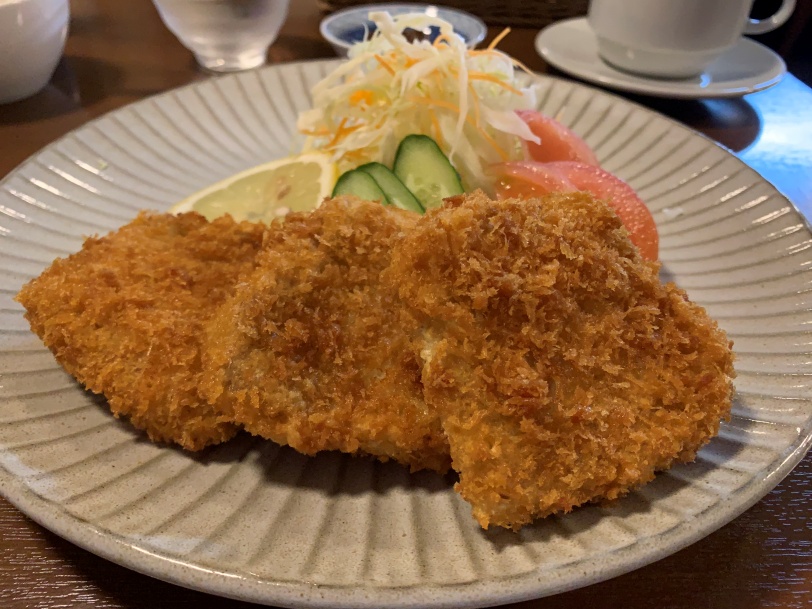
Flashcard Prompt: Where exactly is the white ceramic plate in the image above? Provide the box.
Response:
[1,60,811,608]
[535,18,786,99]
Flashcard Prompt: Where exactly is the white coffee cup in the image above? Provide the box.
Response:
[587,0,796,79]
[0,0,70,104]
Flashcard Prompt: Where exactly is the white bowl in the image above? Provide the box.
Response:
[0,0,69,104]
[320,3,487,57]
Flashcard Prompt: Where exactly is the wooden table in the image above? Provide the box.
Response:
[1,1,810,607]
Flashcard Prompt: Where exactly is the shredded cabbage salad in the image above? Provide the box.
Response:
[297,12,541,191]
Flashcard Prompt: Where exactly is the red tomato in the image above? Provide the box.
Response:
[493,161,659,261]
[518,110,600,166]
[493,162,575,198]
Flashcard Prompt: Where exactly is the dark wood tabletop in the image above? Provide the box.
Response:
[1,1,810,607]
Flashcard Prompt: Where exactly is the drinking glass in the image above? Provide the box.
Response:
[152,0,290,72]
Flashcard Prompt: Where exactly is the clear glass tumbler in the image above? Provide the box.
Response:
[152,0,290,72]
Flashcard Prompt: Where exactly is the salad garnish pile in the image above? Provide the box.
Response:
[298,11,540,190]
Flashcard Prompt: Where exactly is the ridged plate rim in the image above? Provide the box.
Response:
[0,59,810,608]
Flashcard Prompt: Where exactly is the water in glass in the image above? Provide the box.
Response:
[152,0,289,72]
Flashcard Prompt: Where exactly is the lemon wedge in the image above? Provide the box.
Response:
[170,153,337,222]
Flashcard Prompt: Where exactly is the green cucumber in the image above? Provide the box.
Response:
[393,134,464,210]
[332,169,388,203]
[357,162,424,213]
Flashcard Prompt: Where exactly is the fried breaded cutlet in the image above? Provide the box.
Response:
[385,191,736,529]
[16,212,267,451]
[200,197,450,473]
[16,192,735,530]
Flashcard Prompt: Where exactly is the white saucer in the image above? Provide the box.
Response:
[535,18,786,99]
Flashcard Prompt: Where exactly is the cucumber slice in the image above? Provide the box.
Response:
[357,162,424,213]
[393,135,464,210]
[332,169,388,203]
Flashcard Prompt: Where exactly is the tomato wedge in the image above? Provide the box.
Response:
[493,161,659,261]
[493,162,575,198]
[518,110,600,166]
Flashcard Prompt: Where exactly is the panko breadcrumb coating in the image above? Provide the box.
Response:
[200,197,450,473]
[15,212,267,451]
[385,191,735,530]
[16,193,736,530]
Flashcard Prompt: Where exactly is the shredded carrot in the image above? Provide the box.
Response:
[341,124,363,137]
[326,117,363,148]
[374,54,396,75]
[328,117,348,142]
[448,66,523,96]
[467,49,498,57]
[468,48,534,75]
[427,70,445,93]
[299,128,331,137]
[343,149,368,161]
[406,96,509,160]
[349,89,374,106]
[487,27,511,51]
[510,57,535,76]
[466,122,509,161]
[408,95,460,115]
[468,72,524,96]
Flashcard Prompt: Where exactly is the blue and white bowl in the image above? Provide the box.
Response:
[320,3,487,57]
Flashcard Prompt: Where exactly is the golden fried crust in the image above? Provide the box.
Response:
[201,197,450,473]
[16,212,267,451]
[385,191,736,529]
